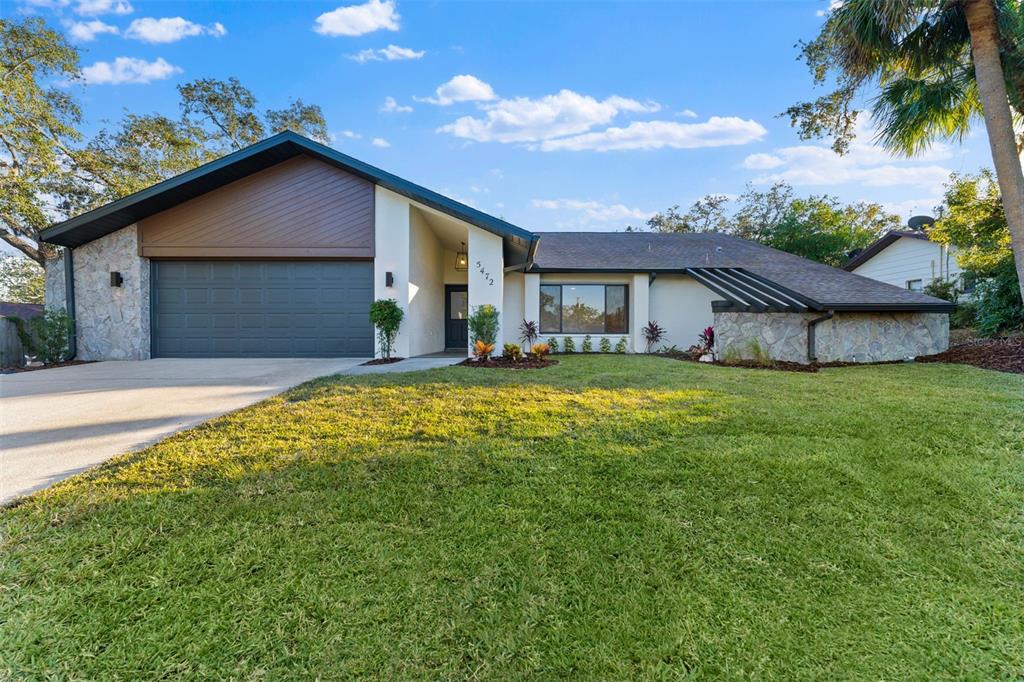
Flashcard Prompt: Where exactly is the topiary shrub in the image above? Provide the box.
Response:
[562,336,576,353]
[547,337,559,353]
[581,335,593,353]
[369,299,404,359]
[599,337,612,353]
[615,337,628,353]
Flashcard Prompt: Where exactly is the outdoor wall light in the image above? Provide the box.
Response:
[385,271,394,288]
[454,242,469,271]
[110,271,123,287]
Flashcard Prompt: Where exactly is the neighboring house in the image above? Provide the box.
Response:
[39,132,953,365]
[844,230,963,294]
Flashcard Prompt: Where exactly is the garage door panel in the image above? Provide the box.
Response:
[153,260,372,358]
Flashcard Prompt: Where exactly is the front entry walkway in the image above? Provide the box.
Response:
[340,355,464,376]
[0,358,365,504]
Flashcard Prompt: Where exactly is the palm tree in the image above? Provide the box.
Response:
[788,0,1024,302]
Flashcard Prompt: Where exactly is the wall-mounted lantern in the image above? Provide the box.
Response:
[385,271,394,288]
[110,272,124,287]
[454,242,469,271]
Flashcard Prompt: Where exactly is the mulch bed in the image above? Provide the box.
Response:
[458,356,558,370]
[916,336,1024,374]
[361,357,405,366]
[1,360,94,374]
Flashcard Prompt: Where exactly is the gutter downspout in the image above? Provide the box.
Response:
[806,310,833,363]
[63,246,76,360]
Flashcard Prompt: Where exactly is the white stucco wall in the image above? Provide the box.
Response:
[467,225,504,350]
[630,273,649,353]
[442,249,468,285]
[852,236,962,290]
[374,187,412,358]
[649,274,718,351]
[502,271,525,346]
[408,209,445,356]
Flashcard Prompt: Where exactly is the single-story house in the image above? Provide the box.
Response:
[39,131,953,364]
[845,228,963,294]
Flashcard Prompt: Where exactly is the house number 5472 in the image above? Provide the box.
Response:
[475,260,494,286]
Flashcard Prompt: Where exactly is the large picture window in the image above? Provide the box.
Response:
[540,284,628,334]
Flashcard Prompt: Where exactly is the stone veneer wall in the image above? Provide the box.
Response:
[70,224,151,360]
[714,311,949,364]
[44,251,67,311]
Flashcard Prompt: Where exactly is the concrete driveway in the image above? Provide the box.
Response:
[0,358,365,504]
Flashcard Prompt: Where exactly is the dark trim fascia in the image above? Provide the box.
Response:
[711,301,795,313]
[63,247,76,360]
[843,231,930,271]
[40,131,535,248]
[823,302,956,313]
[711,301,955,314]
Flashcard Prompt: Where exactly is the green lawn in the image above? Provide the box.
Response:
[2,356,1022,679]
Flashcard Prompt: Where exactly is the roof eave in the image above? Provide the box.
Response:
[39,130,535,248]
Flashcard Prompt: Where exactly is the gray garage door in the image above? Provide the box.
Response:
[152,261,373,358]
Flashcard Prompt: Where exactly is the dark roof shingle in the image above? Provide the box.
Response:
[529,231,953,312]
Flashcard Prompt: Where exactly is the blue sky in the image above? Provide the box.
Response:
[12,0,996,233]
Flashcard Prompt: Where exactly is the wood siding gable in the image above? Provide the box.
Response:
[138,155,374,259]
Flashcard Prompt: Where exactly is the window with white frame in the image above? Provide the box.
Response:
[906,279,923,292]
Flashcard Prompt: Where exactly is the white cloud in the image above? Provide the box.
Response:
[418,74,496,106]
[816,0,843,16]
[741,153,784,170]
[314,0,399,36]
[744,118,953,193]
[537,117,767,152]
[371,137,391,148]
[350,44,424,63]
[125,17,226,43]
[67,19,118,41]
[380,96,412,113]
[75,0,132,15]
[678,109,698,118]
[438,89,660,143]
[81,56,181,85]
[878,197,941,219]
[533,198,655,227]
[332,130,362,141]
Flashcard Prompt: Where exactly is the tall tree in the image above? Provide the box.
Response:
[786,0,1024,302]
[0,18,81,264]
[2,17,334,265]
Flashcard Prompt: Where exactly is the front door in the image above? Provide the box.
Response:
[445,284,469,350]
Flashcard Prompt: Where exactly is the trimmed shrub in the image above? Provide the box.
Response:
[547,337,559,353]
[562,336,576,353]
[468,304,500,346]
[11,308,74,364]
[369,299,403,359]
[503,343,523,360]
[599,337,612,353]
[581,335,593,353]
[615,337,628,353]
